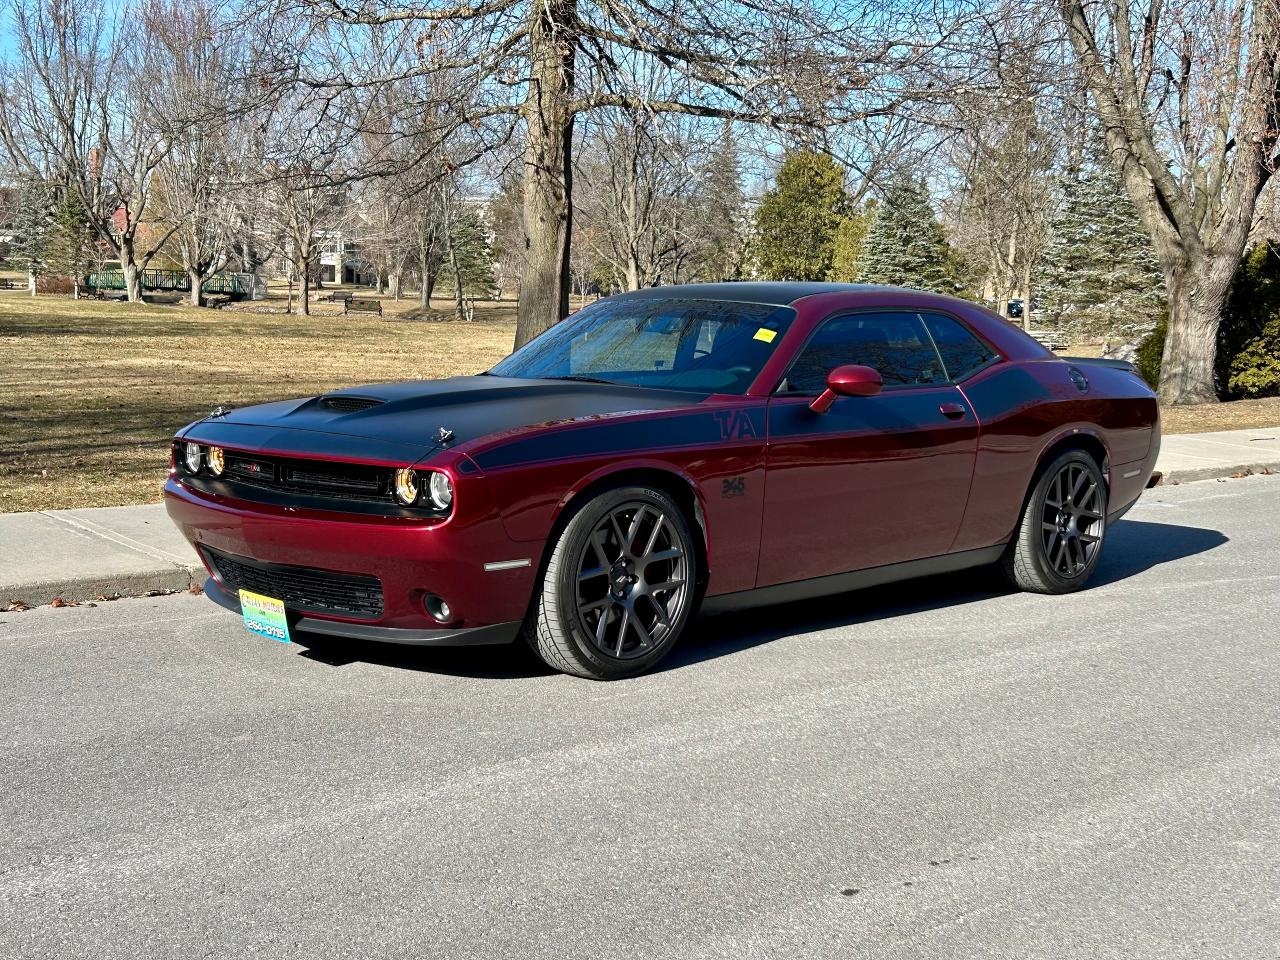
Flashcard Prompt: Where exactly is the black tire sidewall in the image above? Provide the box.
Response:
[1025,451,1108,591]
[546,486,697,679]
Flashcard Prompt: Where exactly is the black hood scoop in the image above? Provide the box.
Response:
[322,395,385,413]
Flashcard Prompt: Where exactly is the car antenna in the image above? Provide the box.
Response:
[436,426,455,444]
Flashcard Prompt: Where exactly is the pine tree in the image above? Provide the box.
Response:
[827,200,877,282]
[1038,162,1165,336]
[697,126,747,281]
[856,180,957,294]
[13,176,53,293]
[45,190,94,298]
[752,149,850,281]
[439,208,495,320]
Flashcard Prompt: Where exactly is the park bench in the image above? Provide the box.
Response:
[344,298,383,317]
[0,279,15,290]
[322,290,353,304]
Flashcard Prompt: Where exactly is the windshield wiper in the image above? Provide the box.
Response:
[543,375,617,385]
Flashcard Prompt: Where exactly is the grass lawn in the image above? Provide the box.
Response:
[0,292,515,512]
[2,291,1279,513]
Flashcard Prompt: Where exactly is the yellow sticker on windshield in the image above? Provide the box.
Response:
[753,328,778,343]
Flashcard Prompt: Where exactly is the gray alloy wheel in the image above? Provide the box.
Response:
[1002,449,1108,594]
[527,485,697,679]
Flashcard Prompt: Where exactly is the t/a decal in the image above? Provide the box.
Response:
[714,409,759,441]
[722,476,746,498]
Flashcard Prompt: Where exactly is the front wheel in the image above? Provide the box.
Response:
[526,486,697,679]
[1002,450,1108,594]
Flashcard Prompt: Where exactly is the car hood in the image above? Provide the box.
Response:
[181,376,709,462]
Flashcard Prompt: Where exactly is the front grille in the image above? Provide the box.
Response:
[322,395,383,413]
[205,547,384,619]
[222,451,393,503]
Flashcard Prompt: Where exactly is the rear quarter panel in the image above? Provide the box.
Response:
[952,357,1158,552]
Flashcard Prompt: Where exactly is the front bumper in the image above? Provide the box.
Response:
[165,476,538,642]
[203,577,520,645]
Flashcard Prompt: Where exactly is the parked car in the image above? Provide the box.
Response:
[166,283,1161,679]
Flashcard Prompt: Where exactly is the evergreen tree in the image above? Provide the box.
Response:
[1038,162,1165,336]
[856,180,957,293]
[752,149,850,281]
[439,208,495,320]
[45,190,94,298]
[697,126,747,281]
[13,176,53,293]
[827,200,877,282]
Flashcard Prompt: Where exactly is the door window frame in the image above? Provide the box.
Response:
[771,307,1005,396]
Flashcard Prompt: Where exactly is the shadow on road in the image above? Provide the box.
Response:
[289,518,1227,679]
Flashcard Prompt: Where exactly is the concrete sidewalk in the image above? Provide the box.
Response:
[1155,425,1280,483]
[1,505,200,607]
[2,425,1278,608]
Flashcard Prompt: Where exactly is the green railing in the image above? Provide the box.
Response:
[88,269,254,296]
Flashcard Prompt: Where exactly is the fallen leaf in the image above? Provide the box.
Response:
[5,600,30,612]
[188,582,204,596]
[49,597,67,607]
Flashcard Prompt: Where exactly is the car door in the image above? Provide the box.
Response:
[757,310,984,586]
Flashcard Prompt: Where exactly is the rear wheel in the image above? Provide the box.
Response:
[527,486,697,679]
[1002,450,1107,594]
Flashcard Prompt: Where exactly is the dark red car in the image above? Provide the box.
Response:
[165,283,1161,678]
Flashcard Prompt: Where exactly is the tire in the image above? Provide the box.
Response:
[526,485,698,679]
[1002,449,1108,594]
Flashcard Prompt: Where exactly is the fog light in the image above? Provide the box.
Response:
[424,594,452,623]
[183,442,203,474]
[207,446,225,476]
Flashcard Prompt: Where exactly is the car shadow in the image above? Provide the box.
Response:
[288,518,1227,679]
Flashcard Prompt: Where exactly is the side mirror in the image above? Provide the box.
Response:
[810,364,883,414]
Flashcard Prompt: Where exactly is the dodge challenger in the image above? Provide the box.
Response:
[165,283,1161,679]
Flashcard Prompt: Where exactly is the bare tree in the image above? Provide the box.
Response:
[148,0,245,306]
[1060,0,1280,403]
[265,0,981,346]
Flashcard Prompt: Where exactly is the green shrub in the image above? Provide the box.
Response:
[1135,314,1166,388]
[1220,242,1280,398]
[1227,315,1280,397]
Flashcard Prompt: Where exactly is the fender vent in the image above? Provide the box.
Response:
[322,395,383,413]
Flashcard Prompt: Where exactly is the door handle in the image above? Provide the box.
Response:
[939,402,967,419]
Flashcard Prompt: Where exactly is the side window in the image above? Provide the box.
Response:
[922,313,998,381]
[784,312,946,393]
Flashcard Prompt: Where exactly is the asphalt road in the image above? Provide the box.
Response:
[2,475,1278,959]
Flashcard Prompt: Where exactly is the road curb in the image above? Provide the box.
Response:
[1157,461,1280,485]
[3,566,201,608]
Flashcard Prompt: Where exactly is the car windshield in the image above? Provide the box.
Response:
[489,297,796,395]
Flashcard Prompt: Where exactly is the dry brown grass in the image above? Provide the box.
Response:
[3,291,1278,512]
[0,292,515,512]
[1160,396,1280,435]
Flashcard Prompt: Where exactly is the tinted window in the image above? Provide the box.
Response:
[784,312,946,393]
[489,297,795,395]
[923,313,998,380]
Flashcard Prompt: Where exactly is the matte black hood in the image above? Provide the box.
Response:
[186,376,707,459]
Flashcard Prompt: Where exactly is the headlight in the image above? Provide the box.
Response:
[427,471,454,510]
[206,446,225,476]
[393,467,419,505]
[183,442,203,474]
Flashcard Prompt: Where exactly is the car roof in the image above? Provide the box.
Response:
[609,282,899,306]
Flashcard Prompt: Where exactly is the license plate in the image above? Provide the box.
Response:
[239,589,291,643]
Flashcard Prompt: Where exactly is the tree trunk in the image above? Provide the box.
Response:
[513,0,576,348]
[300,266,311,316]
[27,266,36,296]
[1021,258,1033,334]
[121,260,143,303]
[1158,254,1233,405]
[189,268,204,308]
